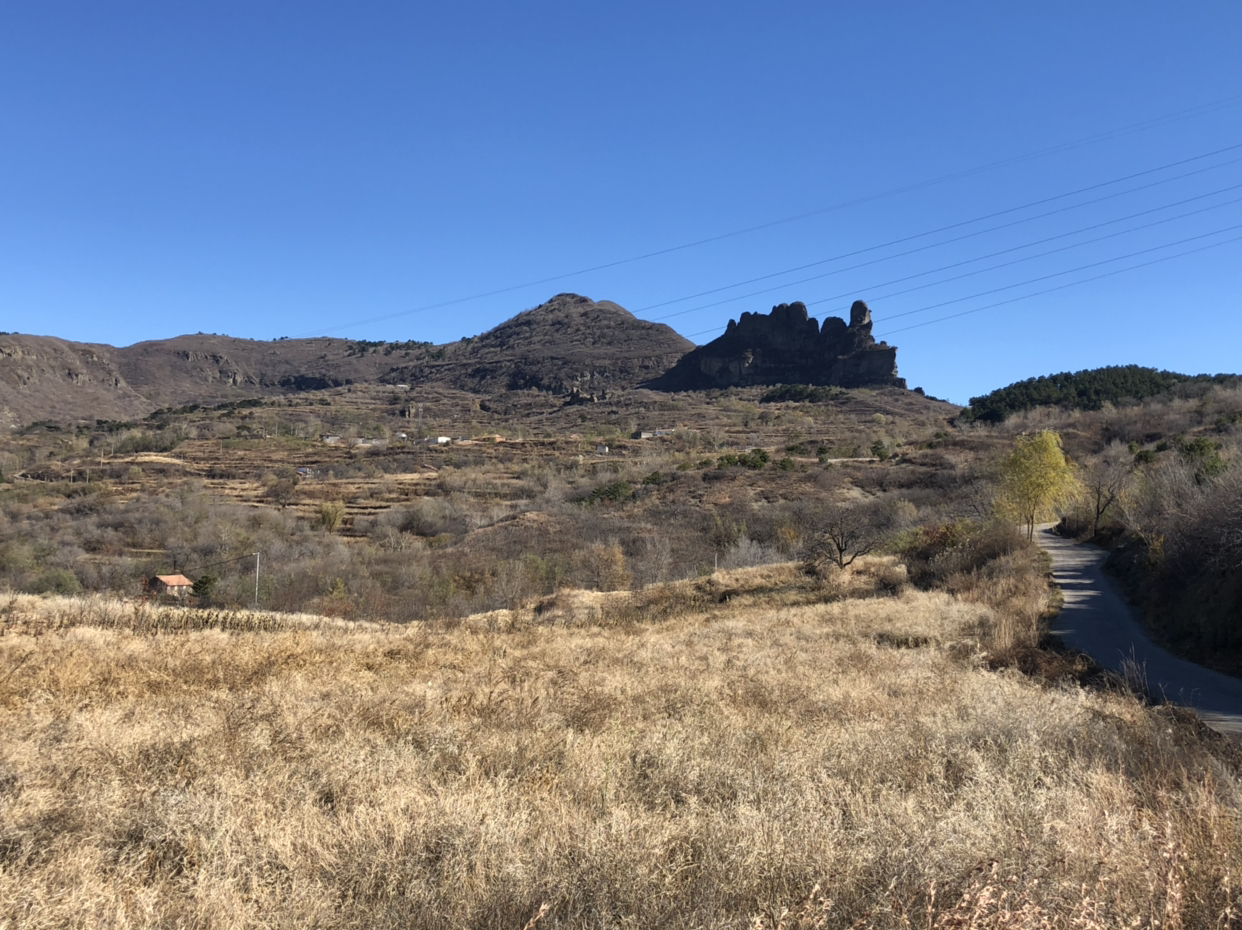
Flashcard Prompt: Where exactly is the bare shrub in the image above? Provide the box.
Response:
[720,536,782,570]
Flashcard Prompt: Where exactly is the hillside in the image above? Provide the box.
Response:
[0,294,695,426]
[114,333,406,408]
[382,293,693,396]
[0,334,155,428]
[963,364,1242,423]
[2,323,1241,926]
[2,562,1239,926]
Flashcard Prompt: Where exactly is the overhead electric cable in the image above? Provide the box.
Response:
[291,95,1242,338]
[679,222,1242,342]
[645,152,1242,321]
[809,190,1242,312]
[873,221,1242,323]
[680,224,1242,345]
[877,234,1242,336]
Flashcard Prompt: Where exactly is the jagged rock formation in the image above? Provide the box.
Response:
[649,300,905,391]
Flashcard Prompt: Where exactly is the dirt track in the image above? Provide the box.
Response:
[1039,526,1242,739]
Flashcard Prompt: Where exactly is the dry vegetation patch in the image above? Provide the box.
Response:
[0,572,1239,928]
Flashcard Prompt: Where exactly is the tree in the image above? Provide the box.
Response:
[264,467,299,509]
[1082,443,1131,537]
[192,574,218,601]
[318,500,346,531]
[995,430,1080,540]
[803,501,884,571]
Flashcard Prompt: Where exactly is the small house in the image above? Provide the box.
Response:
[150,574,194,598]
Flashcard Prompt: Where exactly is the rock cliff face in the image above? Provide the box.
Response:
[649,300,906,391]
[0,335,156,428]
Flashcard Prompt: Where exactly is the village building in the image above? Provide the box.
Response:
[149,574,194,598]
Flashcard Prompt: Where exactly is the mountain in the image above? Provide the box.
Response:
[0,335,154,429]
[114,334,405,408]
[0,294,694,426]
[649,300,905,391]
[382,293,693,396]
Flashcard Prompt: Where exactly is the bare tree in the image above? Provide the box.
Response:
[1082,442,1131,537]
[804,502,883,571]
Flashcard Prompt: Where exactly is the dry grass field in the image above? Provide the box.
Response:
[1,559,1240,928]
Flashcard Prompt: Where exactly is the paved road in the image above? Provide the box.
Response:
[1039,526,1242,739]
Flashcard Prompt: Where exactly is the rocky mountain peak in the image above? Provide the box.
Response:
[649,299,905,391]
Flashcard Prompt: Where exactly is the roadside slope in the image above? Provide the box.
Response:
[1040,525,1242,738]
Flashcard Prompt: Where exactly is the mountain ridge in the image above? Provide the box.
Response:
[0,294,694,426]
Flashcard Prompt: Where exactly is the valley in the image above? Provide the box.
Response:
[1,298,1241,927]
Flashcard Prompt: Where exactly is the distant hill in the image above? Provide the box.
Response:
[964,365,1242,423]
[0,335,153,429]
[382,294,693,396]
[0,294,693,427]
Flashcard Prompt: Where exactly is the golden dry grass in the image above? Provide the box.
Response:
[0,592,379,635]
[0,567,1239,928]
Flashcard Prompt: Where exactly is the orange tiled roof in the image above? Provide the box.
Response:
[155,574,194,587]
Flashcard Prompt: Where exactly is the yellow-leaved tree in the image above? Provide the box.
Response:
[996,430,1081,540]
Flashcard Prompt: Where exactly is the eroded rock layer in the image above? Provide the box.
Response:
[650,300,905,391]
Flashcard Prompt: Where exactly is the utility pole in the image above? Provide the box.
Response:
[254,552,260,609]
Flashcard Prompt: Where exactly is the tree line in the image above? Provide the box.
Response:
[963,365,1239,423]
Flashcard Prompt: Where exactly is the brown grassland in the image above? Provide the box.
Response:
[1,554,1241,929]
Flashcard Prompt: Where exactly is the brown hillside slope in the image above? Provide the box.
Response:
[0,334,155,427]
[115,333,411,408]
[1,294,695,425]
[383,293,694,395]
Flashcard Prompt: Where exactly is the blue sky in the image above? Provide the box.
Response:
[1,2,1239,403]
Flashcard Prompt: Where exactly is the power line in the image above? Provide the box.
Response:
[873,221,1242,324]
[809,189,1242,313]
[678,222,1242,343]
[185,551,260,574]
[646,151,1242,322]
[878,233,1242,337]
[291,96,1242,338]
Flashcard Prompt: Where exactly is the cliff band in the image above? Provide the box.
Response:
[650,300,906,391]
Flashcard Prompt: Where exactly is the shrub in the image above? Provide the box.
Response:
[318,500,347,531]
[30,569,82,596]
[580,481,634,506]
[717,450,769,470]
[759,384,838,403]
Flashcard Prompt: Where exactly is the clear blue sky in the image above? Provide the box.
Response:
[2,1,1239,403]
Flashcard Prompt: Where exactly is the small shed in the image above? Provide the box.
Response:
[150,574,194,598]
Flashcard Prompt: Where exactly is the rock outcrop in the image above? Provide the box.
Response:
[649,300,906,391]
[0,335,156,428]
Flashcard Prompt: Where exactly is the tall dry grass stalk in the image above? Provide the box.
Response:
[0,565,1238,928]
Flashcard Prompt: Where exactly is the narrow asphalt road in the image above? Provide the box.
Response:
[1039,526,1242,739]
